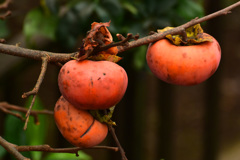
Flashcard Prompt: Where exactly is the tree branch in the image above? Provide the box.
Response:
[22,57,48,98]
[0,10,11,20]
[0,136,30,160]
[0,102,53,123]
[16,144,118,153]
[0,0,11,9]
[19,56,49,130]
[0,1,239,62]
[0,136,118,160]
[108,125,128,160]
[0,43,76,62]
[118,1,240,53]
[0,0,12,20]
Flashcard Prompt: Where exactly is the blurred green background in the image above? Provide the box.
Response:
[0,0,240,160]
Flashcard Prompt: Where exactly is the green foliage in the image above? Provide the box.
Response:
[23,7,59,47]
[44,151,92,160]
[25,96,47,160]
[22,0,204,51]
[0,20,9,38]
[2,112,31,159]
[133,45,148,70]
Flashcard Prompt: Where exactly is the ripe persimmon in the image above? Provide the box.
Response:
[54,96,108,148]
[58,60,128,110]
[146,33,221,85]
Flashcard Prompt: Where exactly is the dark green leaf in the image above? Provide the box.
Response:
[133,45,147,70]
[23,8,59,45]
[45,0,59,14]
[176,0,204,20]
[122,2,138,15]
[101,0,123,17]
[156,0,177,15]
[74,1,95,21]
[95,6,111,22]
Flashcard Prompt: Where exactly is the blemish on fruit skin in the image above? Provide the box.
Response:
[80,119,95,138]
[167,73,172,81]
[73,127,77,131]
[182,53,187,58]
[61,105,66,110]
[67,70,70,74]
[67,106,70,116]
[56,105,61,111]
[67,127,72,132]
[98,77,101,80]
[103,73,106,76]
[90,78,93,86]
[62,68,65,74]
[73,137,78,141]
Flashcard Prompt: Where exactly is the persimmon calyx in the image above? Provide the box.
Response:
[157,24,213,46]
[89,106,116,126]
[87,54,122,63]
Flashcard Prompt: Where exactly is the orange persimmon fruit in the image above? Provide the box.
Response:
[146,33,221,85]
[54,96,108,148]
[58,60,128,110]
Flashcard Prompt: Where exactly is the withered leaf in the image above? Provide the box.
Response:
[79,21,119,61]
[88,53,122,63]
[157,24,213,46]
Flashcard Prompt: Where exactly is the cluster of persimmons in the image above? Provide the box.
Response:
[54,22,221,148]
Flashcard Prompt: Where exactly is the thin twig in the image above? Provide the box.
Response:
[108,125,128,160]
[22,57,48,129]
[0,102,53,122]
[0,0,12,9]
[104,110,128,160]
[22,56,49,98]
[23,95,37,130]
[16,144,118,153]
[117,1,240,53]
[89,33,139,56]
[0,0,12,20]
[0,39,6,43]
[0,106,25,121]
[0,10,11,20]
[0,136,30,160]
[0,136,118,160]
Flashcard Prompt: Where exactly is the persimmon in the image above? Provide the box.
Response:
[54,96,108,148]
[58,60,128,110]
[146,33,221,85]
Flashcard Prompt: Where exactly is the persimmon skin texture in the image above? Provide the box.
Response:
[54,96,108,148]
[146,34,221,85]
[58,60,128,110]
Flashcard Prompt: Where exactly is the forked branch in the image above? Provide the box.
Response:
[20,56,49,129]
[0,136,118,160]
[0,102,53,123]
[0,1,239,61]
[0,0,12,20]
